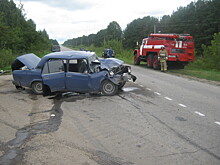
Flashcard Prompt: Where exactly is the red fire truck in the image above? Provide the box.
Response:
[134,33,194,69]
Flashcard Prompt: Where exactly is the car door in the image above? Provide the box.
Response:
[66,59,91,92]
[42,59,66,92]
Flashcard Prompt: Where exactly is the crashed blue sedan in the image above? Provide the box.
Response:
[12,51,136,96]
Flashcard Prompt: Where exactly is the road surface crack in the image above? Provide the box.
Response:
[0,99,63,165]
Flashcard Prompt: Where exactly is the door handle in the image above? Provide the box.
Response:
[43,76,49,80]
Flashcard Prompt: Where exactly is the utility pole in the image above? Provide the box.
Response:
[154,25,156,34]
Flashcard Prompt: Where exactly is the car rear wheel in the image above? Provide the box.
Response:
[101,80,118,96]
[31,81,43,95]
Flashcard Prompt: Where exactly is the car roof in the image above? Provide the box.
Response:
[45,51,95,59]
[37,51,96,68]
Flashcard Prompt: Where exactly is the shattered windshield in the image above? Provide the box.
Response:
[88,54,100,72]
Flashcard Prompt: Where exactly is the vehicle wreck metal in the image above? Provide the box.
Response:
[12,51,136,96]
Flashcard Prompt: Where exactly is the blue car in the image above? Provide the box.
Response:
[12,51,136,96]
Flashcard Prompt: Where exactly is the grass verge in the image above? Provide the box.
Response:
[168,68,220,82]
[1,50,51,72]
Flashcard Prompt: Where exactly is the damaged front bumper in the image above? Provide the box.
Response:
[122,73,136,82]
[110,73,137,85]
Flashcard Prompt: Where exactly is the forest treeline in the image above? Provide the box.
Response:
[63,0,220,57]
[0,0,57,69]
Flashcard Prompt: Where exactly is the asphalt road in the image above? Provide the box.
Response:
[0,48,220,165]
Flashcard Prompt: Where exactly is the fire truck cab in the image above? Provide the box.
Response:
[134,33,194,69]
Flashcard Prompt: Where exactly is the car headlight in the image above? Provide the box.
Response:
[128,67,131,73]
[109,71,114,77]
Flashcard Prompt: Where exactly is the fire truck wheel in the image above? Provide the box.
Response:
[153,55,160,70]
[147,54,153,68]
[134,53,140,65]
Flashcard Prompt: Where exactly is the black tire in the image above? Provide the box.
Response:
[31,81,43,95]
[178,63,185,69]
[100,80,118,96]
[147,54,153,68]
[118,81,126,89]
[134,53,140,65]
[153,55,160,70]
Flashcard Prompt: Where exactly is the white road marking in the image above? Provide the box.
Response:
[194,111,205,117]
[154,92,161,96]
[164,97,173,101]
[179,104,187,108]
[215,122,220,126]
[146,88,152,91]
[139,85,144,87]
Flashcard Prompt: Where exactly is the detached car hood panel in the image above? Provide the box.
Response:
[16,53,41,69]
[99,58,124,70]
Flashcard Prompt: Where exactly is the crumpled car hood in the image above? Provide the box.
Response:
[99,58,124,70]
[16,53,41,69]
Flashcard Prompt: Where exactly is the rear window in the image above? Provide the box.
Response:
[171,49,185,54]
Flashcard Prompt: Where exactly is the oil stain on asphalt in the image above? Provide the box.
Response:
[0,97,63,165]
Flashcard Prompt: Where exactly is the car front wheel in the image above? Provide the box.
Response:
[101,80,118,96]
[31,81,43,95]
[118,81,126,89]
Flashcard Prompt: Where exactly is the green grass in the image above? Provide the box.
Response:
[1,50,51,72]
[168,68,220,82]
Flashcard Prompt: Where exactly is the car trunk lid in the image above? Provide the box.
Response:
[12,53,41,70]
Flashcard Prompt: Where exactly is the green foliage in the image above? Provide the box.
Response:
[50,39,59,45]
[64,21,123,47]
[0,0,52,69]
[169,67,220,82]
[186,32,220,71]
[123,16,159,48]
[0,49,14,69]
[106,21,122,41]
[192,33,220,71]
[158,0,220,55]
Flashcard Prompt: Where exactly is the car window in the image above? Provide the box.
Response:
[42,62,49,74]
[42,60,64,74]
[68,59,88,73]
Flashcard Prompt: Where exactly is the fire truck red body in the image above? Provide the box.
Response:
[134,33,194,69]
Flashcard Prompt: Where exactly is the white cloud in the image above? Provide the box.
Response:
[15,0,195,43]
[19,0,92,11]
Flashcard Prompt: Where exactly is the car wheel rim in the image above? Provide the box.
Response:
[35,83,42,92]
[104,83,115,94]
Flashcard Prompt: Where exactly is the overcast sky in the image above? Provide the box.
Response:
[14,0,195,44]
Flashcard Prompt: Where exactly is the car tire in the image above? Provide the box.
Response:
[118,81,126,89]
[31,81,43,95]
[101,80,118,96]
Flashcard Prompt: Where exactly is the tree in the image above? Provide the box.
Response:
[106,21,122,41]
[200,32,220,70]
[0,0,52,69]
[123,16,159,49]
